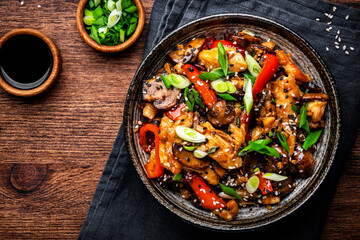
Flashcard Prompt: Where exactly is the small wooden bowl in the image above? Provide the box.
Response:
[76,0,145,53]
[0,28,61,97]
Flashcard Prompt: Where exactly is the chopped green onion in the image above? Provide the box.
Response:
[245,53,262,78]
[303,129,323,150]
[262,173,288,181]
[249,141,280,158]
[184,145,196,151]
[243,77,253,115]
[84,9,93,17]
[268,131,273,137]
[107,9,122,28]
[211,80,228,93]
[83,16,96,26]
[125,6,138,13]
[246,176,260,194]
[160,74,171,89]
[194,149,208,158]
[121,0,132,9]
[89,0,95,8]
[116,0,122,10]
[94,0,101,7]
[126,22,137,36]
[98,26,108,34]
[238,139,272,156]
[107,0,116,11]
[93,5,104,19]
[184,87,195,112]
[271,98,276,105]
[175,126,206,143]
[192,89,205,109]
[299,102,310,134]
[119,29,125,42]
[291,104,299,113]
[90,25,101,44]
[93,17,105,25]
[207,146,219,155]
[219,183,242,200]
[217,42,228,77]
[243,30,255,36]
[166,74,191,89]
[254,167,260,172]
[226,81,236,94]
[236,117,240,127]
[243,71,256,85]
[172,173,182,181]
[276,131,290,153]
[199,68,225,81]
[217,93,237,101]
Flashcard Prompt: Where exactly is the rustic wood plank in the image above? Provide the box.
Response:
[0,0,358,239]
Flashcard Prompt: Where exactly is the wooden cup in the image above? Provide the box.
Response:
[76,0,145,53]
[0,28,61,97]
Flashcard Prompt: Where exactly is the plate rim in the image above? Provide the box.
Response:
[123,13,341,231]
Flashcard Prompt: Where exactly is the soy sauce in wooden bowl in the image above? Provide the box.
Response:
[0,34,53,90]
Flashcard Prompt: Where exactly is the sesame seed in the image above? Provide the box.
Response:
[334,42,339,45]
[329,27,333,30]
[337,30,340,35]
[343,45,346,51]
[335,45,339,49]
[326,47,329,51]
[335,35,338,40]
[324,13,329,17]
[345,15,349,20]
[345,51,349,55]
[20,1,24,5]
[338,37,341,42]
[37,4,41,7]
[327,22,332,25]
[350,47,354,51]
[316,18,320,22]
[333,6,337,12]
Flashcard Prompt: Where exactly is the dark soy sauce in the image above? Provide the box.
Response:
[0,34,53,90]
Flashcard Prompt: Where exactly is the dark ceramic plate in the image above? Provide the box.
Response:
[124,14,340,231]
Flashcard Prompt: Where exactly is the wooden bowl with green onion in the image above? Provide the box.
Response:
[76,0,145,53]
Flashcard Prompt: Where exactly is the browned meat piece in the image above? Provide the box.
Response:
[224,33,249,47]
[142,103,157,120]
[143,78,181,110]
[173,62,186,75]
[303,93,328,123]
[292,145,315,177]
[173,143,211,170]
[197,122,242,170]
[276,50,312,83]
[272,177,296,197]
[212,162,228,178]
[261,41,275,50]
[261,194,280,205]
[168,38,205,64]
[212,200,239,222]
[308,120,325,130]
[198,46,247,72]
[237,32,262,44]
[302,93,329,101]
[246,44,274,60]
[207,100,235,127]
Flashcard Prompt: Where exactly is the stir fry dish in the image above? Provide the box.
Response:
[137,30,328,221]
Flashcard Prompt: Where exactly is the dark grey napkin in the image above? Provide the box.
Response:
[79,0,360,239]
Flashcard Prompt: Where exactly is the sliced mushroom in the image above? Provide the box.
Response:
[212,162,228,178]
[173,143,211,170]
[168,38,205,64]
[302,93,329,101]
[272,177,296,197]
[183,166,220,185]
[212,200,239,222]
[143,78,181,110]
[246,44,274,59]
[207,100,235,127]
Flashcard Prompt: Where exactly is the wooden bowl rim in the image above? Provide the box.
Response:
[76,0,145,53]
[0,28,61,97]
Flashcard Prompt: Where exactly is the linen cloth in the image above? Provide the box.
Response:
[79,0,360,239]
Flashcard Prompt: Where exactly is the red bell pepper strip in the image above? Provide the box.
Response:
[241,54,279,137]
[258,172,273,195]
[185,172,226,210]
[139,124,164,178]
[210,40,245,58]
[252,54,278,99]
[166,103,187,121]
[203,37,215,50]
[182,64,217,108]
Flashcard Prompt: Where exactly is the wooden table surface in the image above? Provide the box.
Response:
[0,0,358,239]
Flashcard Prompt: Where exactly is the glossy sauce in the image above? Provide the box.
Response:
[0,34,53,90]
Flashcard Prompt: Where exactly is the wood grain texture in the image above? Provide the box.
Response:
[0,0,358,239]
